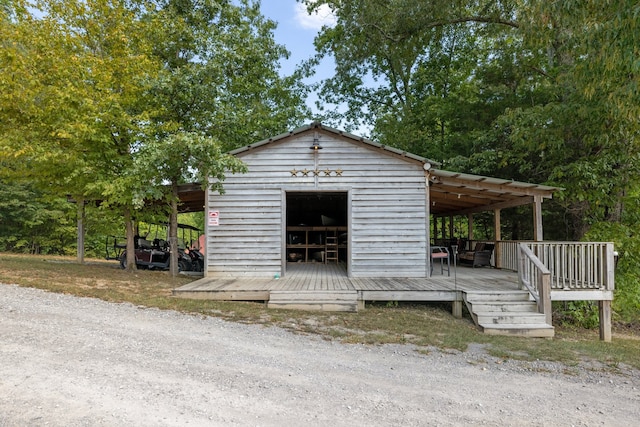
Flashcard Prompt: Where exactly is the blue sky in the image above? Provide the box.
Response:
[259,1,335,76]
[259,1,337,118]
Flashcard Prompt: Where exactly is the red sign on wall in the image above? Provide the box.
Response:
[208,210,219,227]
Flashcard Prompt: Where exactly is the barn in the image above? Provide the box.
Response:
[176,122,615,340]
[205,122,435,279]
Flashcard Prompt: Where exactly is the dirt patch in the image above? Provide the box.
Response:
[614,321,640,339]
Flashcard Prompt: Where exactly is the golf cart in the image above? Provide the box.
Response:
[106,223,204,272]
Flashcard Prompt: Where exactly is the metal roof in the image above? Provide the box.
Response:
[428,168,561,216]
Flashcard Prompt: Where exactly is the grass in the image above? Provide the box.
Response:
[1,253,639,371]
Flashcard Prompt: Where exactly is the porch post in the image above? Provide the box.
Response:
[425,176,431,278]
[599,300,612,342]
[441,217,446,241]
[448,215,454,241]
[452,294,463,318]
[533,195,543,241]
[494,209,501,269]
[467,213,474,249]
[433,215,438,245]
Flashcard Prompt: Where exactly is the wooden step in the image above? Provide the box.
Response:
[475,311,548,325]
[268,290,358,312]
[468,301,539,312]
[464,290,531,302]
[464,291,554,338]
[480,323,555,338]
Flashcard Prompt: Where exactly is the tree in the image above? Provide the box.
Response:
[136,132,246,276]
[2,0,309,272]
[309,0,640,239]
[308,0,640,321]
[0,0,164,267]
[136,0,309,275]
[306,0,521,158]
[0,180,76,254]
[147,0,310,149]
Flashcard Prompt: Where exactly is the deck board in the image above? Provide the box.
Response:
[173,262,521,304]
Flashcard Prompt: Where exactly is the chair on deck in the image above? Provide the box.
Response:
[458,242,494,268]
[430,246,450,276]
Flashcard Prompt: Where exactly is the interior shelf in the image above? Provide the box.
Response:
[286,226,347,263]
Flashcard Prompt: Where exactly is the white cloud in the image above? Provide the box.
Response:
[294,2,336,30]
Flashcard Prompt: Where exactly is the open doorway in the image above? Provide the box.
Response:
[285,192,348,267]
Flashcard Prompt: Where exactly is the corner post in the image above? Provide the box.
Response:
[539,272,552,325]
[494,208,501,268]
[467,213,473,249]
[599,300,612,342]
[422,167,437,277]
[533,195,543,241]
[452,295,463,318]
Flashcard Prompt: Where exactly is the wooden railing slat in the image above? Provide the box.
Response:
[496,240,615,292]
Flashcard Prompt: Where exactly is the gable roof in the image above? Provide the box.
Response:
[229,121,441,167]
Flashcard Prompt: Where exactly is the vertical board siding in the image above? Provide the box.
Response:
[207,131,428,277]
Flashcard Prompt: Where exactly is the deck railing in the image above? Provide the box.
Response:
[497,241,615,292]
[434,239,615,292]
[518,243,552,324]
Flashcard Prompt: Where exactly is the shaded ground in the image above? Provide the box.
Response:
[1,283,639,426]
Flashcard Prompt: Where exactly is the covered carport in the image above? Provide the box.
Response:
[73,183,206,263]
[425,168,560,265]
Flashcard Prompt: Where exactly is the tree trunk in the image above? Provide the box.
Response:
[76,197,85,264]
[124,207,137,271]
[169,180,179,277]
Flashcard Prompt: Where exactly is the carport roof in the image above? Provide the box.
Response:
[428,169,561,217]
[175,183,206,213]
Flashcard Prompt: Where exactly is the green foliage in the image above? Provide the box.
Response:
[311,0,640,240]
[555,301,600,330]
[0,181,75,254]
[136,132,247,194]
[310,0,640,326]
[0,0,310,262]
[584,221,640,322]
[148,0,310,150]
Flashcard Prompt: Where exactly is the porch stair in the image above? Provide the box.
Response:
[463,291,554,338]
[267,290,359,312]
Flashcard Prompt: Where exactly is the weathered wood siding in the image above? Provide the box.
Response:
[206,129,427,278]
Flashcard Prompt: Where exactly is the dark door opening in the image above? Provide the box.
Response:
[285,192,348,264]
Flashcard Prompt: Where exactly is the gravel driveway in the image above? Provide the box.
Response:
[1,283,638,426]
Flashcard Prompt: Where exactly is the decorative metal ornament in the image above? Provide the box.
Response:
[289,168,344,177]
[309,139,323,150]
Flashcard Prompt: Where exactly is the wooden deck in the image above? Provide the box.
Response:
[172,262,521,306]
